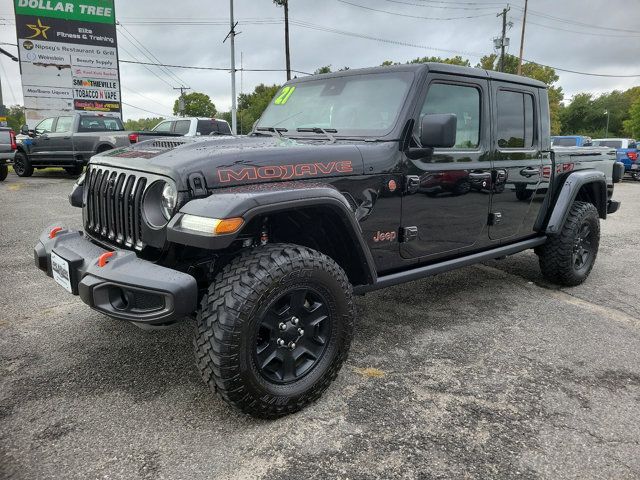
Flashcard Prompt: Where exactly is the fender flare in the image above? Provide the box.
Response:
[166,182,377,284]
[545,170,607,235]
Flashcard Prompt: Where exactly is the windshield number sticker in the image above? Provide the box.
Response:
[274,86,296,105]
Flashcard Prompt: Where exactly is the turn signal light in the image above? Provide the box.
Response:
[627,151,638,161]
[97,251,114,267]
[215,217,244,235]
[49,227,63,239]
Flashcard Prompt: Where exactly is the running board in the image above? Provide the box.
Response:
[354,236,547,295]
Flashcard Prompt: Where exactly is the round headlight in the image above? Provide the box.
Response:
[161,182,177,220]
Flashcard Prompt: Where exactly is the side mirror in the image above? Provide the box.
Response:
[20,124,30,136]
[420,113,457,148]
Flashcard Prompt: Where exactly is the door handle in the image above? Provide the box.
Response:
[41,135,50,140]
[63,136,71,140]
[468,172,491,179]
[520,167,540,177]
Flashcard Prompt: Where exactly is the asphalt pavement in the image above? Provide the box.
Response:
[1,170,639,480]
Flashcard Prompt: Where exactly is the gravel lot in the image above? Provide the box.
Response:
[1,171,639,480]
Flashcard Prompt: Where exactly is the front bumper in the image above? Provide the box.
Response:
[34,226,198,325]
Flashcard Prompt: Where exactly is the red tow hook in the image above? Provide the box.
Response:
[49,227,63,239]
[97,251,114,267]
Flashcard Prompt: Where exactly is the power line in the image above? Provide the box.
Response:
[117,22,189,87]
[117,44,178,88]
[510,5,640,34]
[290,20,640,78]
[384,0,499,11]
[511,16,640,38]
[122,102,171,117]
[119,59,312,75]
[337,0,496,20]
[121,85,170,110]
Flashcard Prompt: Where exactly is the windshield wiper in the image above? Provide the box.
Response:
[255,126,288,138]
[296,127,337,143]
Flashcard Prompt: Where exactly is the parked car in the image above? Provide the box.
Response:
[129,117,232,143]
[551,135,593,147]
[0,127,17,181]
[14,113,133,177]
[592,138,638,180]
[35,63,620,418]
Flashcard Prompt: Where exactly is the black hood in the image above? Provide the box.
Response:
[92,135,366,191]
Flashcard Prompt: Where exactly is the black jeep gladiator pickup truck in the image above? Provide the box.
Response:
[34,64,622,418]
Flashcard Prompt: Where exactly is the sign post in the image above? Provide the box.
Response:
[13,0,121,127]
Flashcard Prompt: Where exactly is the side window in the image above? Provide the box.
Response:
[55,116,73,133]
[497,90,535,148]
[35,117,55,134]
[174,120,191,135]
[196,120,216,135]
[152,121,173,133]
[419,83,481,149]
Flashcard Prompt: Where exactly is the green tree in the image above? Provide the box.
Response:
[2,105,25,132]
[124,117,165,131]
[381,56,470,67]
[314,65,332,74]
[623,97,640,138]
[478,53,564,134]
[173,92,216,117]
[220,84,281,134]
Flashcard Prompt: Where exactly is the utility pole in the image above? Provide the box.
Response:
[224,0,238,134]
[605,110,610,137]
[274,0,291,81]
[517,0,528,75]
[284,0,291,81]
[173,86,191,117]
[496,5,510,72]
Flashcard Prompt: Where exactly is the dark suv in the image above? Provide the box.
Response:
[34,64,621,418]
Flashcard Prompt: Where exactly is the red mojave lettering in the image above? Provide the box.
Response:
[217,161,354,183]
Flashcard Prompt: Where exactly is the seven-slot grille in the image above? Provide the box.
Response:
[85,167,148,250]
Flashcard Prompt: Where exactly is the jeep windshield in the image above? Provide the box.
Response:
[256,71,415,138]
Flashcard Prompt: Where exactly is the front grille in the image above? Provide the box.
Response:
[85,167,148,250]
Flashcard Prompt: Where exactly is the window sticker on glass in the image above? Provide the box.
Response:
[274,86,296,105]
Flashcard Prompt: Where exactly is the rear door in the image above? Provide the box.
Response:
[489,83,545,240]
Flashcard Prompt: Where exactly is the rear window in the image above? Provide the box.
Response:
[78,116,124,132]
[196,120,217,135]
[552,137,578,147]
[594,140,623,148]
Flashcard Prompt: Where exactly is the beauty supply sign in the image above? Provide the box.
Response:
[14,0,121,126]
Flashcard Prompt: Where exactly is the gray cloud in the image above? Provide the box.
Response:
[1,0,638,119]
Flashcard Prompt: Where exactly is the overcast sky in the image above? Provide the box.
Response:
[1,0,639,120]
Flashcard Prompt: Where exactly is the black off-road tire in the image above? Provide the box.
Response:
[194,243,355,418]
[13,151,33,177]
[538,201,600,286]
[0,164,7,181]
[64,165,84,176]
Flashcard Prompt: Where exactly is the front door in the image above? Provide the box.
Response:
[489,84,545,240]
[46,116,75,163]
[401,76,492,260]
[28,117,56,162]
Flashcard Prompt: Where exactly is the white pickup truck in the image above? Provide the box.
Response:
[130,117,232,143]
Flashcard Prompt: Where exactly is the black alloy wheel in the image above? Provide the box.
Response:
[572,222,593,272]
[254,287,332,384]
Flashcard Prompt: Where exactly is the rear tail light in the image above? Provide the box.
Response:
[128,132,139,144]
[9,130,16,150]
[627,151,638,162]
